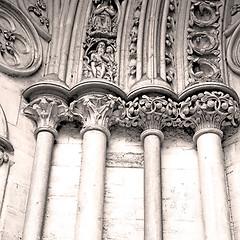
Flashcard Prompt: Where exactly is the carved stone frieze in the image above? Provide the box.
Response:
[179,91,240,131]
[70,94,125,129]
[23,97,70,136]
[82,0,122,83]
[165,0,179,85]
[0,1,42,76]
[129,0,142,79]
[118,95,178,131]
[187,0,222,86]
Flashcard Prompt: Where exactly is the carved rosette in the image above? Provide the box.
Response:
[70,94,125,132]
[187,0,222,86]
[179,91,240,132]
[23,97,70,137]
[119,95,178,131]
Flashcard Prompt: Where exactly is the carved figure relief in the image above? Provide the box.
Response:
[0,1,42,76]
[83,0,122,82]
[129,0,142,79]
[187,0,222,86]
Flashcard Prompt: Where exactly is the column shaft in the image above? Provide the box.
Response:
[196,132,231,240]
[143,133,162,240]
[23,131,55,240]
[75,129,107,240]
[0,162,10,214]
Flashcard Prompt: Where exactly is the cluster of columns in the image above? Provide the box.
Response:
[22,88,239,240]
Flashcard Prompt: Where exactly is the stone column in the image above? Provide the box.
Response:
[0,149,11,214]
[123,95,178,240]
[180,90,240,240]
[70,94,122,240]
[22,96,69,240]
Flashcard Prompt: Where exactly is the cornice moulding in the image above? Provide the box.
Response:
[23,78,240,107]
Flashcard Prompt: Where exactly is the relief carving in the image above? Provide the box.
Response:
[0,1,42,76]
[28,0,49,29]
[70,94,125,129]
[23,97,70,133]
[187,0,222,86]
[225,4,240,75]
[165,0,179,85]
[17,0,50,41]
[118,95,178,130]
[83,0,122,82]
[179,91,240,131]
[0,149,9,166]
[129,0,142,79]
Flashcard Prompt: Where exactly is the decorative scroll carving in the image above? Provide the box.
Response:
[165,0,179,84]
[0,1,42,76]
[118,95,178,130]
[129,0,142,79]
[225,4,240,76]
[17,0,51,41]
[23,97,70,132]
[230,4,240,16]
[179,91,240,131]
[187,0,222,86]
[82,0,122,83]
[28,0,49,29]
[70,94,124,129]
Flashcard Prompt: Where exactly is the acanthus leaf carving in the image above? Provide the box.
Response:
[179,91,240,131]
[70,94,125,129]
[23,97,71,132]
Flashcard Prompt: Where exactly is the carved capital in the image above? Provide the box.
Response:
[179,91,240,132]
[70,94,124,130]
[119,95,178,131]
[0,147,9,166]
[23,96,70,137]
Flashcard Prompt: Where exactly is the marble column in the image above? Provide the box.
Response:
[70,93,121,240]
[141,129,164,240]
[0,149,11,214]
[194,129,231,240]
[179,90,240,240]
[123,94,178,240]
[22,96,69,240]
